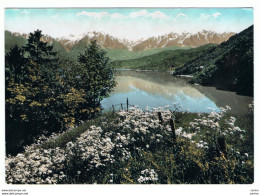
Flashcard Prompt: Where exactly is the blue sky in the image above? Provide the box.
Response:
[5,8,253,40]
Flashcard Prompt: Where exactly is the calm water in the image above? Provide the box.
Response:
[101,71,253,114]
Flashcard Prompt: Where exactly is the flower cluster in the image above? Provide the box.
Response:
[6,147,66,184]
[5,104,253,184]
[116,107,173,149]
[137,169,158,184]
[196,140,209,149]
[6,106,174,184]
[66,125,115,169]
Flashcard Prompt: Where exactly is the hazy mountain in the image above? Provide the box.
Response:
[173,25,253,96]
[66,30,234,51]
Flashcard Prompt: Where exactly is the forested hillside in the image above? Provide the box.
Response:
[173,25,253,96]
[5,31,27,52]
[112,44,217,71]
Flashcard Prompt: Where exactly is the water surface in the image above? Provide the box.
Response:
[101,71,253,114]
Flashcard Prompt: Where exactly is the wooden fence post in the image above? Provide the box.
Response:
[112,105,115,112]
[170,119,176,143]
[126,98,129,112]
[217,137,227,158]
[158,112,163,124]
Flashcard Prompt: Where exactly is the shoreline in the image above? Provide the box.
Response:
[113,69,253,98]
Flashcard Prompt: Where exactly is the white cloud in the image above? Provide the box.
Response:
[176,13,186,18]
[129,10,149,18]
[175,13,188,20]
[200,12,222,20]
[20,10,30,15]
[129,10,169,19]
[76,10,169,20]
[76,11,109,18]
[76,11,126,19]
[148,11,169,19]
[212,12,221,18]
[200,13,211,20]
[110,13,126,19]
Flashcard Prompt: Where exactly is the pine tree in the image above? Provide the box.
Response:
[77,40,116,110]
[5,45,27,83]
[23,29,57,64]
[5,30,62,154]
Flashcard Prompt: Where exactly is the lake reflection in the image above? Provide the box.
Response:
[101,71,253,114]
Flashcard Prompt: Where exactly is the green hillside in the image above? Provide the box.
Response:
[173,25,253,96]
[5,31,27,53]
[111,44,217,71]
[104,46,191,61]
[68,42,191,62]
[5,31,68,58]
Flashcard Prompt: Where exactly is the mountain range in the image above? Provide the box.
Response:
[5,30,235,52]
[5,26,253,96]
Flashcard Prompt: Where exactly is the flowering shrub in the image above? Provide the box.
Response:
[6,105,253,184]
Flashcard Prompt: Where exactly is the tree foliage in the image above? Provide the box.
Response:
[5,30,116,155]
[77,40,116,108]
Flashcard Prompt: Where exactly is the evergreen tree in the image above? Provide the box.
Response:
[23,29,57,64]
[5,45,27,83]
[77,40,116,110]
[5,30,62,154]
[5,32,116,155]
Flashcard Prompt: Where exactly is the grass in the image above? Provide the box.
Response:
[39,111,195,150]
[40,111,118,149]
[40,109,253,156]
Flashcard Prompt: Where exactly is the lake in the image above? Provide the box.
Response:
[101,70,253,114]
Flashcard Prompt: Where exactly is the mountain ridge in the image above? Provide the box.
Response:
[6,30,235,52]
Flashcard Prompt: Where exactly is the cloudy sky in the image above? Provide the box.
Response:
[5,8,253,41]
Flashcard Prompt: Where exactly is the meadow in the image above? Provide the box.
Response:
[6,103,253,184]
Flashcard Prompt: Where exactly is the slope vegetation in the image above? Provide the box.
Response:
[5,31,27,53]
[112,44,217,71]
[174,25,253,96]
